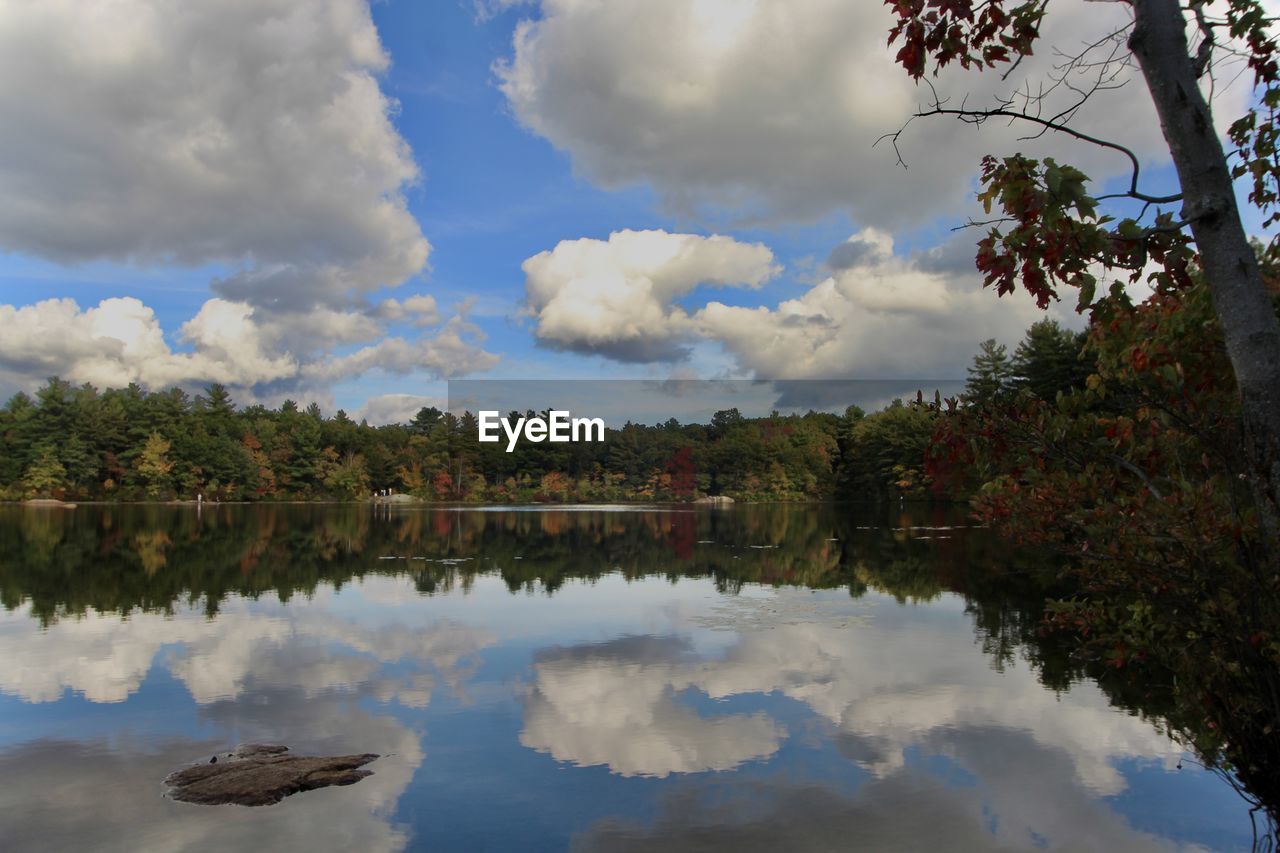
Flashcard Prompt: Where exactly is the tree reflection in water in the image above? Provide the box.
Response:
[0,503,1270,847]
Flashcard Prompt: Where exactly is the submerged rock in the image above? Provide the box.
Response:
[164,744,378,806]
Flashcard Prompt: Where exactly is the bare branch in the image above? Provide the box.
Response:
[914,100,1182,205]
[880,23,1181,208]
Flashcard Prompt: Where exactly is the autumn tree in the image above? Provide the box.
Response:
[321,449,370,499]
[136,433,175,498]
[665,446,698,500]
[886,0,1280,553]
[888,0,1280,826]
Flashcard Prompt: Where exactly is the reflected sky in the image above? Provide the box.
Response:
[0,507,1257,852]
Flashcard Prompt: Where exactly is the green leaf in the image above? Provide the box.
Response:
[1076,273,1097,311]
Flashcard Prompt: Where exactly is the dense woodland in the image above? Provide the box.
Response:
[0,316,1088,505]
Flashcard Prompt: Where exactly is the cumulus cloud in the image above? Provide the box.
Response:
[516,589,1190,849]
[0,0,427,307]
[520,636,785,777]
[0,296,496,406]
[694,229,1072,378]
[356,393,447,426]
[521,228,1074,377]
[496,0,1214,226]
[521,229,779,361]
[0,0,497,405]
[517,610,1177,800]
[685,616,1178,795]
[0,605,288,704]
[404,295,441,319]
[0,586,495,706]
[0,298,297,394]
[304,315,500,385]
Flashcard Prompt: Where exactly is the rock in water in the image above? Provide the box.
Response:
[164,744,378,806]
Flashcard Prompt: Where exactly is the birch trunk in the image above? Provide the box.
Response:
[1130,0,1280,557]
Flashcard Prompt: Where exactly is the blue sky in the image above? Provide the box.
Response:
[0,0,1266,422]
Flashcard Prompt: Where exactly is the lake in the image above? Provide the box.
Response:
[0,503,1256,851]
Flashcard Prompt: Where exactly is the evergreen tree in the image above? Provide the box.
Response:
[59,434,98,493]
[409,406,442,435]
[1010,320,1092,401]
[0,392,37,486]
[964,339,1014,407]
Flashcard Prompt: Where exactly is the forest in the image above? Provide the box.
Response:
[0,313,1089,505]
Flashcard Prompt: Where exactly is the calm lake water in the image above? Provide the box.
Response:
[0,504,1256,851]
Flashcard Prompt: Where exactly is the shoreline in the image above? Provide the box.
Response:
[1,496,956,508]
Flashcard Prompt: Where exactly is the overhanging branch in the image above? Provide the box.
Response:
[914,102,1182,205]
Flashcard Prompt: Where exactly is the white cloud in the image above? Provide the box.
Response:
[0,0,428,307]
[303,314,501,384]
[0,296,496,404]
[0,606,288,704]
[497,0,1210,226]
[694,230,1070,378]
[521,228,1077,377]
[0,0,499,406]
[473,0,534,23]
[521,229,779,361]
[403,295,444,328]
[520,636,784,777]
[0,587,495,707]
[687,616,1178,795]
[518,608,1177,800]
[356,393,446,425]
[0,297,297,393]
[519,589,1187,849]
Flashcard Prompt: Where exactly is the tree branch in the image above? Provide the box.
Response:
[1109,453,1166,499]
[914,102,1182,205]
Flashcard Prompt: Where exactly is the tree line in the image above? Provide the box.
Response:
[0,316,1088,505]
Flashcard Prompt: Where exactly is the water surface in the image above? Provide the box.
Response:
[0,504,1254,851]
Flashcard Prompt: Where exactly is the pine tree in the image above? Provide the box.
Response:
[1011,320,1092,401]
[964,339,1014,407]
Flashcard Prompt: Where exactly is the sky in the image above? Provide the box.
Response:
[0,0,1268,423]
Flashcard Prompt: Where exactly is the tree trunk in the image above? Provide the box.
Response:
[1130,0,1280,559]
